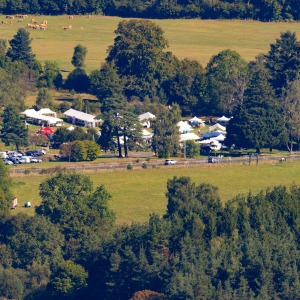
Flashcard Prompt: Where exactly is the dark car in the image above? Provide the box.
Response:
[8,157,20,164]
[26,150,40,157]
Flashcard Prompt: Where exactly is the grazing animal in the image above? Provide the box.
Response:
[63,24,72,30]
[68,15,74,19]
[2,21,7,25]
[279,157,286,162]
[6,15,14,19]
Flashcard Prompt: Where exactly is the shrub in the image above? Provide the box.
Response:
[142,162,147,169]
[24,169,30,175]
[127,164,133,170]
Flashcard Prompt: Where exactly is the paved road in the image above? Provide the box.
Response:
[9,154,300,175]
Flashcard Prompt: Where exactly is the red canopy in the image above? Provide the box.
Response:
[36,126,55,135]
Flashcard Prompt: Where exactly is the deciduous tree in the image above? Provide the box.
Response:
[71,44,87,68]
[152,104,181,158]
[107,19,168,98]
[205,49,248,114]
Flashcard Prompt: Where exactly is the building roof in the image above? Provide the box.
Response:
[63,108,100,123]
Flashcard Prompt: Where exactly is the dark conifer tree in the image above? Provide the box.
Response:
[7,28,36,69]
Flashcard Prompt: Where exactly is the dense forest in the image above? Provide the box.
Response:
[0,165,300,299]
[0,0,299,21]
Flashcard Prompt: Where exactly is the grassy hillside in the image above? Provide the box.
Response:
[11,159,300,224]
[1,16,300,74]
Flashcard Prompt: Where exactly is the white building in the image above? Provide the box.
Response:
[63,108,102,128]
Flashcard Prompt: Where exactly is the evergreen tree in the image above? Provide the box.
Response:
[282,79,300,151]
[0,160,12,216]
[226,57,287,151]
[6,28,36,69]
[1,104,28,151]
[265,31,300,96]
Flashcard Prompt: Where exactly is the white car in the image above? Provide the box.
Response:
[164,159,177,165]
[30,158,43,163]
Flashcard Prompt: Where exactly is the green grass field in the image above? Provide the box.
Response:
[11,159,300,224]
[1,16,300,74]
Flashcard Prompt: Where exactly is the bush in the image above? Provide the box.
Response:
[127,164,133,170]
[142,162,147,169]
[146,157,151,162]
[24,169,30,175]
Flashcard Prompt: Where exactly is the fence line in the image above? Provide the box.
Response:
[9,155,300,175]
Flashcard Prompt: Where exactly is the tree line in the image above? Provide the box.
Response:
[0,0,299,21]
[0,164,299,299]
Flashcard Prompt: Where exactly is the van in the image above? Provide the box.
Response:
[0,151,7,159]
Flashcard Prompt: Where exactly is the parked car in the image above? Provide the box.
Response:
[3,159,13,165]
[26,150,40,157]
[208,157,219,163]
[164,159,177,165]
[19,156,31,164]
[8,157,20,164]
[30,157,43,163]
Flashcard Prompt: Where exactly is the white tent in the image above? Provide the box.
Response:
[21,108,63,126]
[180,133,200,142]
[202,131,225,139]
[67,125,75,131]
[216,115,230,123]
[138,112,156,121]
[64,108,102,128]
[189,116,204,124]
[177,121,192,133]
[38,108,57,118]
[209,123,226,132]
[142,129,153,137]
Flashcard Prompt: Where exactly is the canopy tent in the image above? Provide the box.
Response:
[142,129,153,143]
[21,108,63,126]
[189,116,204,125]
[139,112,156,128]
[38,108,57,118]
[216,115,231,123]
[202,131,226,139]
[63,108,102,128]
[67,125,75,131]
[209,123,226,132]
[180,132,200,142]
[139,112,156,121]
[177,121,192,133]
[142,129,153,137]
[36,126,55,135]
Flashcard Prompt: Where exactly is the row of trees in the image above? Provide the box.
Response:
[0,166,299,299]
[0,0,299,21]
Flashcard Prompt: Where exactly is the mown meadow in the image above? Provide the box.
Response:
[1,15,300,74]
[11,159,300,224]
